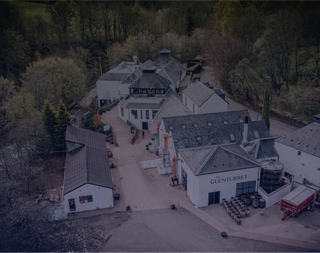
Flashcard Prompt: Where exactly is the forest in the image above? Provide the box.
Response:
[0,1,320,251]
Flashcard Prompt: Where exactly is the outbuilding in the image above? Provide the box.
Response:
[63,126,114,214]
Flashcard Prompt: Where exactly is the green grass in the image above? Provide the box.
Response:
[11,1,51,21]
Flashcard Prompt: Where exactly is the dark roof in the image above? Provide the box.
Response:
[99,72,130,81]
[154,56,181,66]
[128,73,171,90]
[121,68,143,84]
[213,88,226,96]
[179,144,260,176]
[160,60,186,84]
[183,81,215,106]
[162,110,251,133]
[247,137,279,160]
[275,122,320,158]
[65,125,106,150]
[171,121,269,150]
[141,60,158,71]
[64,126,113,194]
[203,82,214,89]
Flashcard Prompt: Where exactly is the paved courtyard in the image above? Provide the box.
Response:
[98,105,320,251]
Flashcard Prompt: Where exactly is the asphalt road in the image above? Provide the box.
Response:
[200,66,299,137]
[98,208,314,252]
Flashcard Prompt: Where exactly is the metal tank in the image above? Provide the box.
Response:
[260,160,284,194]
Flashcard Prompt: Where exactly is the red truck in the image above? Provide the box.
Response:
[281,185,320,221]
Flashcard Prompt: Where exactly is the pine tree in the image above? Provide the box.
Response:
[55,100,72,150]
[186,7,194,37]
[262,90,270,131]
[42,100,58,148]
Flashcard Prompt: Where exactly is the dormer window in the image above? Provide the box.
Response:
[230,134,235,142]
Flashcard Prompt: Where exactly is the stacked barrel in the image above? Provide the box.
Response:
[222,197,250,225]
[241,192,266,208]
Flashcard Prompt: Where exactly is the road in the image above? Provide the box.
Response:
[200,66,299,137]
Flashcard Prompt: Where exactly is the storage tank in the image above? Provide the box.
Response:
[260,161,284,193]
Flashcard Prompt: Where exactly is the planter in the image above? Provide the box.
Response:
[221,232,227,238]
[126,205,131,211]
[114,194,120,200]
[170,204,176,210]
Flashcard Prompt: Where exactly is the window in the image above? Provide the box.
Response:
[152,110,158,119]
[207,122,212,126]
[254,130,260,138]
[140,110,143,119]
[230,134,235,142]
[131,110,138,119]
[79,195,93,204]
[193,103,195,113]
[298,151,301,156]
[121,107,124,117]
[236,181,256,196]
[185,97,187,106]
[146,110,149,119]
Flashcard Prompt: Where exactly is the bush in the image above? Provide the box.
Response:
[84,109,98,131]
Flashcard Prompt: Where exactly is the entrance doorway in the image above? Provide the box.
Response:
[68,198,76,211]
[142,122,148,130]
[208,191,220,205]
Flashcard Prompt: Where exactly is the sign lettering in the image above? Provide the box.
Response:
[210,175,248,184]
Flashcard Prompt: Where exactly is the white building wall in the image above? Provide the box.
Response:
[64,184,113,214]
[97,80,119,103]
[275,142,320,185]
[158,120,168,154]
[258,184,291,208]
[118,106,158,130]
[199,93,228,114]
[196,167,260,207]
[182,93,199,114]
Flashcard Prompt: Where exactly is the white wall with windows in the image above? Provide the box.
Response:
[64,183,113,214]
[118,106,159,130]
[97,80,131,106]
[275,142,320,185]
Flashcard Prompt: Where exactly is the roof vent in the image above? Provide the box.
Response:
[170,126,173,130]
[182,125,186,129]
[224,121,228,124]
[254,130,259,138]
[208,122,212,126]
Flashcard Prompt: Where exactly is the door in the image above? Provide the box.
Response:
[208,191,220,205]
[142,122,148,130]
[182,168,187,191]
[68,198,76,211]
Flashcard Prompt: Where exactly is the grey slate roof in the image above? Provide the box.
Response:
[152,92,192,124]
[99,72,130,81]
[275,122,320,158]
[64,126,113,194]
[161,60,185,84]
[118,96,165,109]
[246,137,279,160]
[128,73,171,90]
[213,88,226,96]
[171,121,269,150]
[141,60,158,71]
[179,144,260,176]
[162,110,251,133]
[121,68,143,84]
[183,81,215,106]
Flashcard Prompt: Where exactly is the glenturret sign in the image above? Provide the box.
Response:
[210,175,248,184]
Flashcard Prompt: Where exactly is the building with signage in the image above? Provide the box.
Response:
[63,126,114,214]
[157,113,277,207]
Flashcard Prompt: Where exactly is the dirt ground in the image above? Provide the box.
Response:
[42,153,65,198]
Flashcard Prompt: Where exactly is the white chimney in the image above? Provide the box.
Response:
[133,55,138,64]
[242,116,249,146]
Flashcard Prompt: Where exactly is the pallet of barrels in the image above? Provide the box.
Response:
[221,197,250,225]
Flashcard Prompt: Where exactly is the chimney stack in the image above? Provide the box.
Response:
[172,157,180,178]
[164,136,170,154]
[242,116,249,147]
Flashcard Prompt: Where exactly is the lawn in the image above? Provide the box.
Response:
[12,1,51,21]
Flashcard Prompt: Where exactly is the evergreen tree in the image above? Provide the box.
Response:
[55,99,72,150]
[42,100,58,148]
[186,7,194,37]
[262,90,270,131]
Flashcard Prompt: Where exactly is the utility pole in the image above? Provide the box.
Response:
[98,56,102,77]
